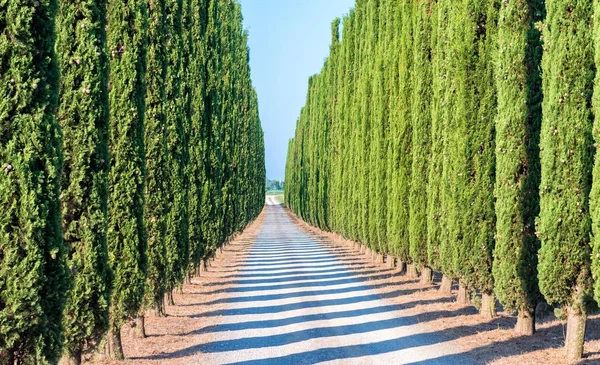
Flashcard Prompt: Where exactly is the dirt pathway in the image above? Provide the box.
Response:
[191,203,473,365]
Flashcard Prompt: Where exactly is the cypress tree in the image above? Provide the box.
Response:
[593,0,600,315]
[537,0,594,359]
[140,0,169,333]
[105,0,148,358]
[368,3,388,254]
[445,0,498,311]
[389,2,412,270]
[492,0,543,335]
[432,0,455,294]
[164,0,189,299]
[187,0,208,273]
[55,0,111,361]
[0,1,69,363]
[409,0,433,283]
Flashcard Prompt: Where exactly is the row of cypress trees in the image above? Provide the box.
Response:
[285,0,599,359]
[0,0,265,364]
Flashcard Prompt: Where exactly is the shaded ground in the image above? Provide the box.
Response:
[90,202,600,365]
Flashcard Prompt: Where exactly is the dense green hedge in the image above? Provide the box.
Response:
[0,0,264,362]
[285,0,600,359]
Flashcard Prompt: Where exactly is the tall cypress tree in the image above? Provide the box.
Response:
[538,0,594,359]
[432,0,455,293]
[141,0,169,332]
[445,0,498,311]
[492,0,543,335]
[105,0,148,358]
[164,0,189,299]
[389,2,412,269]
[592,0,600,316]
[55,0,111,361]
[409,0,433,283]
[0,1,69,363]
[187,0,208,274]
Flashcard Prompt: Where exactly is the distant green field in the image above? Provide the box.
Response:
[265,190,284,196]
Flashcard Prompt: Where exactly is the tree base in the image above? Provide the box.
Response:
[515,309,535,336]
[439,275,452,295]
[397,261,406,274]
[354,242,361,252]
[566,306,587,360]
[167,291,175,306]
[420,267,432,285]
[59,349,82,365]
[365,247,372,258]
[406,263,418,278]
[105,326,124,360]
[386,255,396,268]
[360,244,366,254]
[480,293,496,318]
[456,283,470,305]
[132,316,146,338]
[376,253,384,264]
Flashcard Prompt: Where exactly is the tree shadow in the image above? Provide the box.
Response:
[182,297,458,335]
[203,268,393,287]
[192,287,433,317]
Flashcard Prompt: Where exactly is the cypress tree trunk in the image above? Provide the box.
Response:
[566,306,587,360]
[439,275,453,295]
[420,267,433,285]
[456,283,470,305]
[538,0,594,359]
[406,263,418,279]
[0,0,69,363]
[480,293,497,318]
[515,308,536,336]
[105,324,124,360]
[105,0,149,358]
[387,256,396,268]
[56,0,111,358]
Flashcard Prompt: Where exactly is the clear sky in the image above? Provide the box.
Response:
[239,0,355,180]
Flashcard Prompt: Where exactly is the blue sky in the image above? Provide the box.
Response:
[239,0,355,180]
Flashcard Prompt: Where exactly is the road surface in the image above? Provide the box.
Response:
[200,201,473,365]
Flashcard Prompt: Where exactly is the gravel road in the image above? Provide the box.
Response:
[199,201,473,365]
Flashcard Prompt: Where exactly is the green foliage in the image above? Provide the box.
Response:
[55,0,111,357]
[0,0,69,363]
[445,0,498,293]
[164,0,189,292]
[106,0,148,330]
[593,0,600,305]
[0,0,265,361]
[143,0,169,315]
[538,0,594,309]
[492,0,543,316]
[409,0,433,269]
